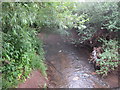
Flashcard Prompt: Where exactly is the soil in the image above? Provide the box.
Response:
[18,70,48,88]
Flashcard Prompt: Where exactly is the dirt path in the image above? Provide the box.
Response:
[39,32,118,88]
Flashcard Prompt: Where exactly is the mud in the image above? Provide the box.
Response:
[18,70,48,88]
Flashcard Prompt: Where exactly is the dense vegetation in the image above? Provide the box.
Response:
[1,2,86,89]
[74,2,119,76]
[1,2,119,89]
[2,3,48,89]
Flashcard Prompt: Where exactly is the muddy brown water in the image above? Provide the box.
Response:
[38,32,119,88]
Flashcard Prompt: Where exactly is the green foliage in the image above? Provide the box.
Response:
[2,2,86,89]
[32,2,88,35]
[2,28,47,89]
[2,3,47,89]
[96,39,119,76]
[2,2,119,88]
[74,2,119,75]
[74,2,119,43]
[51,3,88,33]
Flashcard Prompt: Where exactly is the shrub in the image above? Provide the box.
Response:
[2,3,47,89]
[96,39,119,76]
[74,2,119,43]
[2,2,87,89]
[74,2,119,76]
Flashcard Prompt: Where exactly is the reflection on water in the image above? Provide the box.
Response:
[38,32,117,88]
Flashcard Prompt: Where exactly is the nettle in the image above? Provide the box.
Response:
[96,39,119,76]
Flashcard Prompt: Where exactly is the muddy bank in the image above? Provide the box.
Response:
[38,32,119,88]
[18,70,48,88]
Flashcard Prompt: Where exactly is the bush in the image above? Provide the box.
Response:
[73,2,119,76]
[2,3,47,89]
[95,39,119,76]
[2,2,87,89]
[74,2,119,43]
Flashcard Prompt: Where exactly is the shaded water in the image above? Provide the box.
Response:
[38,32,117,88]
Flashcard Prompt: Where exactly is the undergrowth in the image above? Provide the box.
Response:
[2,2,85,89]
[73,2,119,76]
[2,28,47,89]
[1,2,119,89]
[96,39,119,76]
[2,3,47,89]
